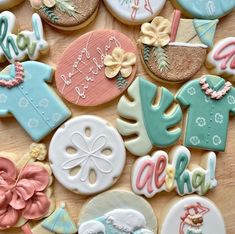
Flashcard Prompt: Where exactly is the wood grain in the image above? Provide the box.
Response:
[0,1,235,233]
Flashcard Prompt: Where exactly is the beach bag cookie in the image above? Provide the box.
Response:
[139,11,218,83]
[29,0,100,31]
[0,61,71,142]
[78,190,157,234]
[116,76,182,157]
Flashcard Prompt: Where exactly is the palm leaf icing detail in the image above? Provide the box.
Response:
[41,6,59,23]
[155,47,169,72]
[117,77,182,156]
[55,0,79,20]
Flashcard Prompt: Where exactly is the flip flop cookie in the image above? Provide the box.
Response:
[103,0,166,25]
[55,30,137,106]
[160,196,226,234]
[49,115,126,195]
[0,0,24,10]
[29,0,100,30]
[78,190,157,234]
[171,0,235,19]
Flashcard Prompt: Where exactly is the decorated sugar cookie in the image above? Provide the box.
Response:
[78,190,157,234]
[55,30,137,106]
[0,61,71,142]
[117,77,182,157]
[207,37,235,81]
[0,0,24,10]
[30,0,99,30]
[0,143,55,233]
[171,0,235,19]
[139,12,218,83]
[0,11,48,63]
[103,0,166,25]
[160,196,226,234]
[49,115,126,195]
[131,146,217,198]
[176,75,235,151]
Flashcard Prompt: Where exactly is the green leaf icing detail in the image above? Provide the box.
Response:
[41,6,59,23]
[155,46,169,72]
[116,73,128,90]
[55,0,79,20]
[143,44,151,62]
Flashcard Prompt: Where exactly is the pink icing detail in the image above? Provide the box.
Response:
[131,0,153,21]
[154,155,166,189]
[213,40,235,70]
[0,62,24,89]
[21,223,33,234]
[170,10,181,42]
[144,0,154,15]
[199,78,232,100]
[0,157,50,229]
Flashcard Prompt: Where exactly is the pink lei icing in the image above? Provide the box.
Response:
[0,157,50,229]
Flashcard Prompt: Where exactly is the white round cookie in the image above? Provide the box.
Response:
[103,0,166,25]
[161,196,226,234]
[0,0,24,10]
[49,115,126,195]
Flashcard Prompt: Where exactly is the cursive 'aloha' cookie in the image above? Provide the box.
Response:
[171,0,235,19]
[0,61,71,142]
[29,0,99,30]
[176,75,235,151]
[139,13,218,83]
[0,0,24,10]
[103,0,166,25]
[160,196,226,234]
[131,145,217,198]
[78,190,157,234]
[117,77,182,157]
[49,115,126,195]
[55,30,137,106]
[207,37,235,81]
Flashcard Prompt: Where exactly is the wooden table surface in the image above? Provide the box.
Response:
[1,1,235,233]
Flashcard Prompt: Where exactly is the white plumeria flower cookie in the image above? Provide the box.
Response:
[49,115,126,195]
[78,190,157,234]
[29,0,100,30]
[103,0,166,25]
[0,0,24,10]
[160,196,226,234]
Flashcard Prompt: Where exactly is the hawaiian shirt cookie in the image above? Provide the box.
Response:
[78,190,157,234]
[0,0,24,10]
[117,76,182,157]
[49,115,126,195]
[0,61,71,142]
[30,0,100,30]
[103,0,166,25]
[176,75,235,151]
[55,30,137,106]
[160,196,226,234]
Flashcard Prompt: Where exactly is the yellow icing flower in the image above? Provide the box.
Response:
[165,165,175,191]
[30,0,56,9]
[29,143,47,161]
[104,47,136,79]
[139,16,171,47]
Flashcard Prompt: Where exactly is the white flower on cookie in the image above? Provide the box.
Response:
[215,113,223,124]
[196,117,206,127]
[190,136,200,146]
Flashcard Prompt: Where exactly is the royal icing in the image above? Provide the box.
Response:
[0,11,48,63]
[103,0,166,25]
[0,0,24,10]
[176,75,235,151]
[172,0,235,19]
[55,30,137,106]
[160,196,226,234]
[49,115,126,195]
[0,61,71,142]
[207,37,235,80]
[78,190,157,234]
[117,77,182,156]
[131,146,217,198]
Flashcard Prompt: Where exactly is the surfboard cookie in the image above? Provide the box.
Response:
[29,0,99,30]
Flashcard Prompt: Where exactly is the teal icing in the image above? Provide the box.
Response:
[193,19,218,47]
[176,0,235,19]
[138,77,182,147]
[32,15,41,41]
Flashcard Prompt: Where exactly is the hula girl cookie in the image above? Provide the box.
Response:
[160,196,226,234]
[103,0,166,25]
[29,0,99,30]
[0,143,55,233]
[117,76,182,157]
[49,115,126,195]
[0,0,24,10]
[55,30,137,106]
[78,190,157,234]
[139,12,218,83]
[0,61,71,142]
[176,75,235,151]
[171,0,235,19]
[131,146,217,198]
[207,37,235,81]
